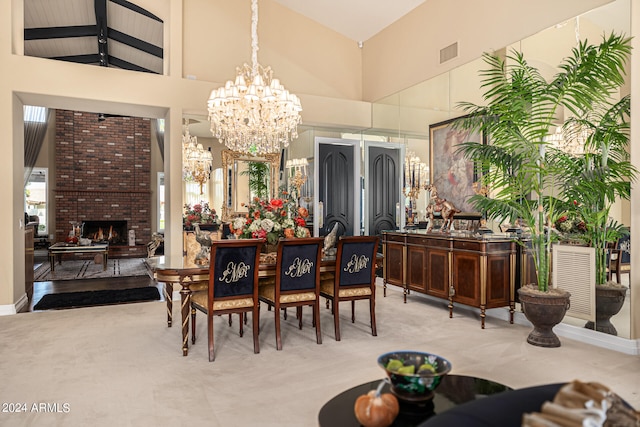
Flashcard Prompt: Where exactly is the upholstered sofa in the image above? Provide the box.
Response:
[25,213,40,236]
[420,382,636,427]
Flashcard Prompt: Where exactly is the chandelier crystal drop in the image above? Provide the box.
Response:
[182,119,213,194]
[207,0,302,156]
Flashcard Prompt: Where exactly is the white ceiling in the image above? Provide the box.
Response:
[272,0,427,42]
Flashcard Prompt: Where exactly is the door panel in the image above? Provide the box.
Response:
[368,146,400,236]
[319,143,354,236]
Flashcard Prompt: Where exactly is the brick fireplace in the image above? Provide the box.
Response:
[82,220,128,245]
[54,110,152,253]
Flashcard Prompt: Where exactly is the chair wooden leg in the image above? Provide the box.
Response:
[244,312,248,325]
[208,313,215,362]
[334,299,341,341]
[239,313,244,337]
[252,306,260,354]
[228,314,232,327]
[351,300,355,323]
[191,307,197,344]
[297,306,303,329]
[275,304,282,351]
[314,301,322,345]
[370,298,377,336]
[283,308,288,320]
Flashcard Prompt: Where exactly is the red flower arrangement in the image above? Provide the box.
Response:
[230,188,310,245]
[183,202,219,229]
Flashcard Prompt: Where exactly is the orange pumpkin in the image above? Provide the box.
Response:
[354,386,399,427]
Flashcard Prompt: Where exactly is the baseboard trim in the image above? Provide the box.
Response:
[384,285,640,356]
[14,293,29,313]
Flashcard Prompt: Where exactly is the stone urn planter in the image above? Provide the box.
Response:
[517,285,571,348]
[584,283,627,336]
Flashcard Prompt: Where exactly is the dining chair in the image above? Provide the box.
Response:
[258,237,324,350]
[320,235,380,341]
[190,238,264,361]
[609,233,631,284]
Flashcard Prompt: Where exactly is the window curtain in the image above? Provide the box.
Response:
[153,119,165,161]
[24,108,51,187]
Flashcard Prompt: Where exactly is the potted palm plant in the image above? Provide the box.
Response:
[556,93,636,335]
[455,32,631,347]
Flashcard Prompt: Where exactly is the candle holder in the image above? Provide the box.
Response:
[403,151,429,226]
[403,186,422,225]
[291,169,307,207]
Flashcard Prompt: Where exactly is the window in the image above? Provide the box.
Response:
[158,172,165,232]
[184,182,210,207]
[25,168,48,236]
[24,105,47,122]
[212,168,223,213]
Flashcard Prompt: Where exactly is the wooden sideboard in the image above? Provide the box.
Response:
[382,230,517,328]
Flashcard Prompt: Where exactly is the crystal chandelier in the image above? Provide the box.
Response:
[182,119,213,195]
[207,0,302,156]
[546,125,591,156]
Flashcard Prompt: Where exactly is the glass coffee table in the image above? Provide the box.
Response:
[318,374,511,427]
[48,242,109,272]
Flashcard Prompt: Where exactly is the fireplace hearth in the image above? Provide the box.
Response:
[82,220,127,245]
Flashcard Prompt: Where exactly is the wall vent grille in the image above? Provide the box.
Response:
[552,244,595,322]
[440,42,459,64]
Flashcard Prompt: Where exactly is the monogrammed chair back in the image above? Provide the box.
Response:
[319,235,379,341]
[190,238,264,361]
[211,241,261,300]
[336,236,379,289]
[278,238,323,293]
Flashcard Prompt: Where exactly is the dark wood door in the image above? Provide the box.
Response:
[368,146,400,236]
[319,143,354,236]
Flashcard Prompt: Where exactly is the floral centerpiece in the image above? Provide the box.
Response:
[554,209,587,238]
[183,202,219,229]
[230,187,310,246]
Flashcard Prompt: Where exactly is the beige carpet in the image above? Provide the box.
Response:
[0,282,638,426]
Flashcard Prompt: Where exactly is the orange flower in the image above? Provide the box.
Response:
[270,198,284,209]
[297,207,309,218]
[284,228,295,238]
[253,210,261,220]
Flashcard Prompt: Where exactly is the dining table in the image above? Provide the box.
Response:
[148,252,350,356]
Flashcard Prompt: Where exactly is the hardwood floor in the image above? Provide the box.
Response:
[29,250,164,312]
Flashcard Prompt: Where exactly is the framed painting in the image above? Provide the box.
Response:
[429,116,483,213]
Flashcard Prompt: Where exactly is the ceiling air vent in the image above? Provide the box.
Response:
[440,42,458,64]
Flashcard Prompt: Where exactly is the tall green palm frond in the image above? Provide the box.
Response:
[453,32,632,292]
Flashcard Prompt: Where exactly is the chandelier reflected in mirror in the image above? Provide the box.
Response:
[207,0,302,156]
[182,119,213,195]
[545,124,592,156]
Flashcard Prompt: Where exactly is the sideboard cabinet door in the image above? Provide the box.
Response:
[407,243,427,293]
[426,247,449,299]
[384,237,405,288]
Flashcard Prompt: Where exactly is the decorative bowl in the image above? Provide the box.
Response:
[378,351,452,403]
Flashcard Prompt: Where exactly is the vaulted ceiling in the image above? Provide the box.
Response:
[23,0,429,76]
[24,0,164,74]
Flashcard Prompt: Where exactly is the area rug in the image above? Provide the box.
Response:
[34,258,151,282]
[33,287,161,310]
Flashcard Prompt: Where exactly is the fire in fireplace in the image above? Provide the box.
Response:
[82,220,127,245]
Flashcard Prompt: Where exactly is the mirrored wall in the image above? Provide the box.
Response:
[370,0,632,339]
